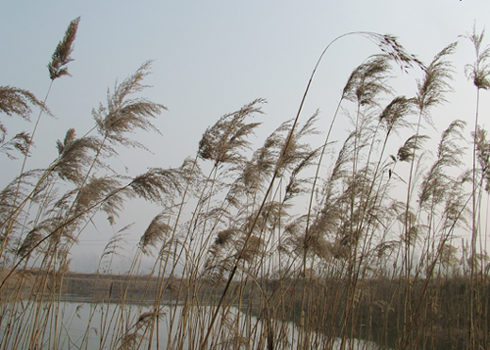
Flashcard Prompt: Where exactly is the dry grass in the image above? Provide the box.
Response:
[1,18,490,350]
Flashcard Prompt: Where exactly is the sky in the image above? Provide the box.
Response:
[1,1,490,272]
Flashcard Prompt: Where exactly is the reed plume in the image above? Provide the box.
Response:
[198,98,265,166]
[379,96,414,134]
[0,86,46,159]
[226,125,282,201]
[93,61,166,148]
[48,17,80,81]
[16,227,44,258]
[343,54,392,107]
[473,126,490,192]
[55,129,102,183]
[0,132,31,160]
[139,213,173,255]
[130,167,182,203]
[397,135,429,162]
[464,26,490,90]
[0,86,46,120]
[418,120,466,208]
[415,42,457,117]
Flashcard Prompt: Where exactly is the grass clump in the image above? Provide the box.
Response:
[1,18,490,350]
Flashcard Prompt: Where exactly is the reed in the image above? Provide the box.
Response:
[1,17,489,350]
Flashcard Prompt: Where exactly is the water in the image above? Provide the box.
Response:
[0,298,385,349]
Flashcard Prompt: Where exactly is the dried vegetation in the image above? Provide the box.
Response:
[0,18,490,350]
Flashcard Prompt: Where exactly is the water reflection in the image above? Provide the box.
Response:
[1,298,385,349]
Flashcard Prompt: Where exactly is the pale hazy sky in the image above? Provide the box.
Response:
[1,1,489,272]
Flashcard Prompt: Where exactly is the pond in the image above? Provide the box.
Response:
[0,298,385,349]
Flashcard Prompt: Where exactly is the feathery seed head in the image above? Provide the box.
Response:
[93,61,167,148]
[343,55,392,106]
[1,132,32,160]
[397,134,429,162]
[374,34,424,72]
[74,176,127,220]
[17,227,44,257]
[416,42,457,113]
[215,228,236,246]
[379,96,414,133]
[0,86,47,120]
[140,213,172,255]
[473,126,490,192]
[48,17,80,80]
[55,130,102,183]
[240,235,264,263]
[131,168,182,202]
[464,25,490,90]
[198,99,265,165]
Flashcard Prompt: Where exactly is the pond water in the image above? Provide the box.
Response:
[0,298,385,349]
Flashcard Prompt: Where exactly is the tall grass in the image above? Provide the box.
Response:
[1,18,489,350]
